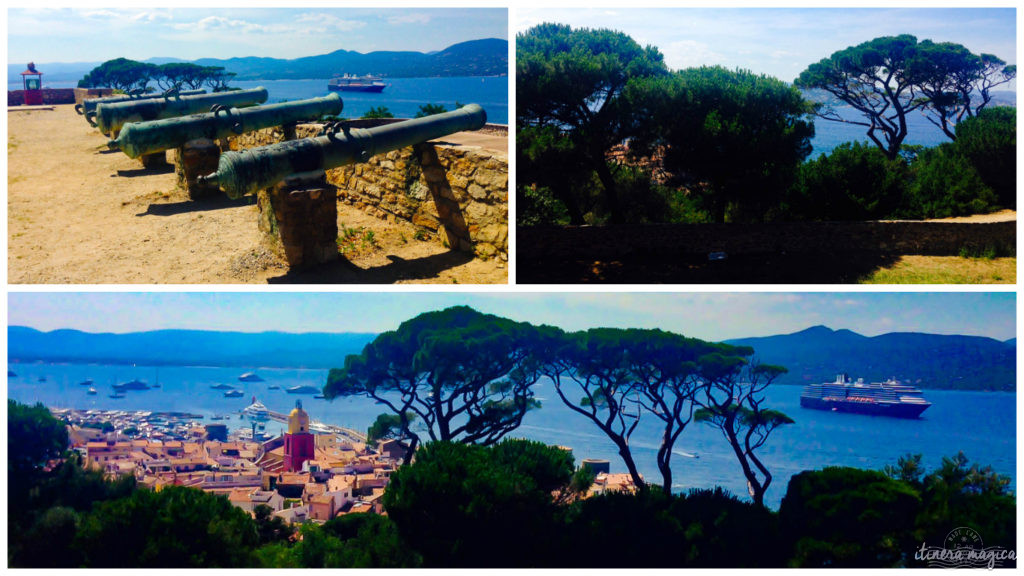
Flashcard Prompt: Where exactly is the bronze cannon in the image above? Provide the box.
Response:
[77,89,206,123]
[199,103,487,198]
[107,93,344,158]
[94,88,269,137]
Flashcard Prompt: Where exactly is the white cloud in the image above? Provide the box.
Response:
[80,9,125,20]
[175,16,268,34]
[295,13,366,32]
[661,39,727,71]
[131,11,173,23]
[387,13,431,25]
[655,39,729,70]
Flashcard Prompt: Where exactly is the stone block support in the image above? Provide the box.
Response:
[415,143,472,252]
[257,171,339,269]
[175,138,222,199]
[140,151,169,170]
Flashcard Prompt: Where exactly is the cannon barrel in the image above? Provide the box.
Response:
[94,88,269,137]
[77,89,206,121]
[200,103,487,199]
[107,93,344,158]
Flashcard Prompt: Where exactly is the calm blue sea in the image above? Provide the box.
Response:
[21,77,509,124]
[807,104,949,158]
[8,363,1015,508]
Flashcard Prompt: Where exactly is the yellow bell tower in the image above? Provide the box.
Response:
[284,399,314,472]
[288,400,310,434]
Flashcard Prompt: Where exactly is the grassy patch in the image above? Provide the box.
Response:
[336,223,380,255]
[860,255,1016,284]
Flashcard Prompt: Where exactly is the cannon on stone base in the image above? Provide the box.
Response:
[199,103,487,198]
[94,88,269,137]
[107,93,344,158]
[78,89,206,123]
[106,93,343,196]
[199,103,488,269]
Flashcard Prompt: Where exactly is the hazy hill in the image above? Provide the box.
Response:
[7,326,375,369]
[8,38,507,85]
[726,325,1015,391]
[9,324,1014,391]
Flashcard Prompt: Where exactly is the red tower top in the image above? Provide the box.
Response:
[21,62,43,106]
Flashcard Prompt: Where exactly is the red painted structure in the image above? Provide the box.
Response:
[283,400,315,472]
[21,63,43,106]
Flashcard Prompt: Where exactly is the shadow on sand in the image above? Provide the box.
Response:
[114,165,175,177]
[267,250,475,284]
[136,195,255,217]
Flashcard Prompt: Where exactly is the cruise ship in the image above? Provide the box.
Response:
[327,74,388,93]
[800,374,931,419]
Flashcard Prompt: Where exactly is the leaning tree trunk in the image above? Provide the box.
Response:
[593,161,623,225]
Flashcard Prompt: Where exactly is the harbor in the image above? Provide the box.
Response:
[8,361,1015,508]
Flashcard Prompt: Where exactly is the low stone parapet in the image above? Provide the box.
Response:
[520,220,1016,260]
[8,88,77,106]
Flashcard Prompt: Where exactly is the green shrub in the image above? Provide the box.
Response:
[954,106,1015,209]
[786,142,909,220]
[780,467,921,567]
[518,184,570,226]
[362,106,394,119]
[414,103,448,118]
[903,143,998,219]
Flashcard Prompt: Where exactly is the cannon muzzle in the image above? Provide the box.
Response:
[94,88,269,137]
[202,103,487,198]
[106,93,344,158]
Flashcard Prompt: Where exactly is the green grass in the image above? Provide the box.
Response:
[860,256,1016,284]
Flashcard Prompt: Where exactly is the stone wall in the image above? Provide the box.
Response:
[224,122,508,260]
[73,87,115,106]
[8,88,76,106]
[519,221,1016,260]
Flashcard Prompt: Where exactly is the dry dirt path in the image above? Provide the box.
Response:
[888,209,1017,224]
[8,104,507,284]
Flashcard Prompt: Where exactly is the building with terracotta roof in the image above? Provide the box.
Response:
[588,472,641,497]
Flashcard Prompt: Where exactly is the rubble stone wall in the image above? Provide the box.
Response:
[519,221,1016,260]
[225,122,508,260]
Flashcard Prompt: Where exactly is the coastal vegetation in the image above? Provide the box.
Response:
[361,106,394,119]
[78,58,236,93]
[8,399,1015,568]
[517,25,1015,226]
[796,35,1016,157]
[325,307,544,462]
[329,307,794,502]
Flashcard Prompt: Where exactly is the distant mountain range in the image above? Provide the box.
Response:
[8,324,1015,391]
[726,325,1015,392]
[7,38,508,85]
[7,327,375,369]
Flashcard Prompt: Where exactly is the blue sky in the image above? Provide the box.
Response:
[7,292,1015,342]
[8,8,508,63]
[515,7,1016,85]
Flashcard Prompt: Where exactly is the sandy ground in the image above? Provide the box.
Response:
[888,209,1017,224]
[8,105,507,284]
